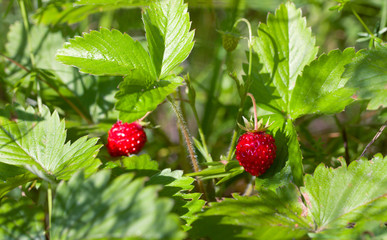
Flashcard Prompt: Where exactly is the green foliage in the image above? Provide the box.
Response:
[190,155,387,239]
[344,45,387,110]
[56,0,194,122]
[0,197,45,239]
[0,105,101,182]
[77,0,152,5]
[115,76,183,122]
[289,48,356,119]
[56,28,156,77]
[147,169,205,231]
[251,2,318,113]
[143,0,194,78]
[1,0,386,239]
[302,154,387,237]
[51,170,185,239]
[189,184,311,240]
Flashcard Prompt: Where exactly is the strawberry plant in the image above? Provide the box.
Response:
[0,0,386,239]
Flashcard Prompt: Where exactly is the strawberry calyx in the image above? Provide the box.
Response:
[238,93,273,133]
[238,117,272,133]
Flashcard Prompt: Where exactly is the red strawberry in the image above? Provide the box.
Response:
[235,93,276,176]
[107,121,147,157]
[236,131,276,176]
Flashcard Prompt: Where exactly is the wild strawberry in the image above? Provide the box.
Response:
[219,30,240,52]
[107,121,147,157]
[235,93,276,176]
[236,131,276,176]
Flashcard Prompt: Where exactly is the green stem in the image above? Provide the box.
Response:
[18,0,35,66]
[47,184,52,237]
[247,93,258,131]
[18,0,43,113]
[226,18,254,162]
[186,91,211,162]
[351,6,376,43]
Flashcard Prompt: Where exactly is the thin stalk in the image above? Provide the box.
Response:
[168,96,199,173]
[167,95,207,199]
[247,93,257,131]
[243,176,256,196]
[334,115,350,165]
[18,0,43,113]
[47,184,52,239]
[226,18,253,162]
[359,120,387,159]
[18,0,35,66]
[351,6,377,46]
[184,84,211,161]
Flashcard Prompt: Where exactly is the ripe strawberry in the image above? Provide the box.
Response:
[235,93,276,176]
[236,131,276,176]
[107,121,147,157]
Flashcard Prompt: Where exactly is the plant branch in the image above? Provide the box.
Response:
[359,120,387,159]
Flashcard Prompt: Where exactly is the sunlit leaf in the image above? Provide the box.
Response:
[56,28,156,79]
[115,76,183,122]
[189,184,312,240]
[0,105,101,180]
[252,2,318,111]
[143,0,195,78]
[344,46,387,110]
[289,48,356,119]
[147,169,205,231]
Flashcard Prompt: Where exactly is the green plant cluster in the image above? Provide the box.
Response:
[0,0,386,239]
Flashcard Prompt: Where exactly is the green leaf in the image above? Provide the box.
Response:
[0,198,45,239]
[289,48,356,119]
[143,0,195,78]
[252,2,318,111]
[256,161,293,192]
[248,53,285,113]
[344,46,387,110]
[103,154,160,177]
[56,28,156,79]
[77,0,152,5]
[0,105,101,180]
[34,2,105,25]
[189,184,312,240]
[6,22,113,123]
[252,113,303,187]
[51,170,185,240]
[0,163,37,197]
[301,154,387,234]
[115,76,183,122]
[147,169,205,231]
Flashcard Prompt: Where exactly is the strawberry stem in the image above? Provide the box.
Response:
[247,93,258,131]
[226,18,254,162]
[138,111,151,123]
